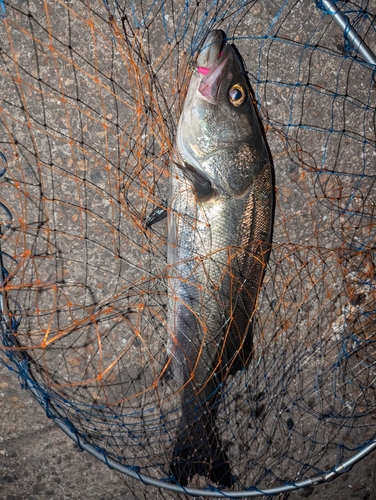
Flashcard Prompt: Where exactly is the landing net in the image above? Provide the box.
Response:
[0,0,375,497]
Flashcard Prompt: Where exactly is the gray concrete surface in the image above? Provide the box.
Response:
[0,357,130,500]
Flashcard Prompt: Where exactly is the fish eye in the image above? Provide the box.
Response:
[228,83,247,107]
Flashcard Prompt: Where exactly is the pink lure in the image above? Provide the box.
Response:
[198,66,210,75]
[197,52,223,75]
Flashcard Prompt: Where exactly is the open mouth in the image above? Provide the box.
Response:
[196,30,230,103]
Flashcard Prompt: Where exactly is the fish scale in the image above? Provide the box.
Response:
[167,30,274,487]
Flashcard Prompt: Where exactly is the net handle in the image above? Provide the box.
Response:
[317,0,376,66]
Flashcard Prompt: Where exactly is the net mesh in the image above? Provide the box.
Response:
[0,0,375,497]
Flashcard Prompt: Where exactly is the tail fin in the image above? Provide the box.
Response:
[169,411,234,487]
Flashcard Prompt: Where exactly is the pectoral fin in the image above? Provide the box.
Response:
[144,200,167,228]
[173,161,215,201]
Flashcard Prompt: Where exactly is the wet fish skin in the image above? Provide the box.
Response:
[167,30,274,487]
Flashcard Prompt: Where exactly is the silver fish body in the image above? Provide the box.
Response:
[167,30,274,486]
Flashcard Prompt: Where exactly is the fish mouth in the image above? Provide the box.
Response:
[196,30,230,104]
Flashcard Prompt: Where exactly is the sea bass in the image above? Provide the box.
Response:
[167,30,274,487]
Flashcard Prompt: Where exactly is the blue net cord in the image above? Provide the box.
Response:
[0,153,14,346]
[0,0,5,20]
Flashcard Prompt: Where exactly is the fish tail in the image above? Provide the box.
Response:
[169,409,234,487]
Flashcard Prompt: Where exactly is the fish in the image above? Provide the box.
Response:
[166,30,274,487]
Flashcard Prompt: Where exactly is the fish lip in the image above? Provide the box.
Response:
[196,31,230,104]
[196,30,224,69]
